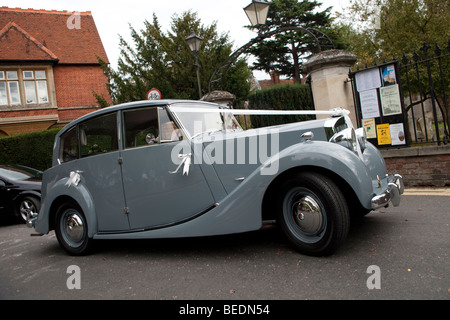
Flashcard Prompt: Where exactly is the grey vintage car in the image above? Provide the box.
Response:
[28,100,403,256]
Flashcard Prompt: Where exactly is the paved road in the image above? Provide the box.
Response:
[0,188,448,302]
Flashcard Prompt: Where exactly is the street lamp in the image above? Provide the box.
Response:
[243,0,270,27]
[185,30,203,99]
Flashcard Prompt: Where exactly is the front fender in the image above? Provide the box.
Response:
[258,140,375,208]
[35,177,97,237]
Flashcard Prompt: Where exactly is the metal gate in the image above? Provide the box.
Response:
[399,42,449,145]
[351,41,449,146]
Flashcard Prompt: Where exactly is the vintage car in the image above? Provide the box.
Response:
[28,100,403,256]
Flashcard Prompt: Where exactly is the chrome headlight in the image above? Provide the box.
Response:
[355,128,367,152]
[329,128,358,155]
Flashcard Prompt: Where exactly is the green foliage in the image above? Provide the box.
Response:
[0,128,61,171]
[99,11,252,105]
[245,83,315,128]
[335,0,449,67]
[246,0,334,83]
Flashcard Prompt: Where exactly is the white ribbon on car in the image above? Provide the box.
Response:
[169,153,192,176]
[169,106,350,117]
[65,170,83,187]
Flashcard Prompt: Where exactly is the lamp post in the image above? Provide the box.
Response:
[209,1,334,91]
[243,0,270,28]
[185,30,203,99]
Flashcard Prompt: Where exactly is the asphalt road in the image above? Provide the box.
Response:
[0,188,448,302]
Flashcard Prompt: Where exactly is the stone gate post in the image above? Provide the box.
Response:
[303,50,357,126]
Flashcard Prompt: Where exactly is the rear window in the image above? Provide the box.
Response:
[58,113,119,163]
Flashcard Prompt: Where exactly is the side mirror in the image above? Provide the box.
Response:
[0,180,6,188]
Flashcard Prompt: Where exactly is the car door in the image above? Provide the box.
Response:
[58,112,129,232]
[120,106,216,230]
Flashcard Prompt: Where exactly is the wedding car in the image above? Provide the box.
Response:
[28,100,403,256]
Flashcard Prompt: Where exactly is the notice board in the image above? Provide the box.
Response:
[351,61,409,148]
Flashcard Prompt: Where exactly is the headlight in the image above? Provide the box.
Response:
[355,128,367,152]
[329,128,358,154]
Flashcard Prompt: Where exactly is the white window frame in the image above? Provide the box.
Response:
[0,68,50,107]
[7,81,21,105]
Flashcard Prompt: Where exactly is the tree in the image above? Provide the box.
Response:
[335,0,449,66]
[246,0,335,83]
[98,11,252,105]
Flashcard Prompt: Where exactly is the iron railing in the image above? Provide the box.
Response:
[399,41,449,145]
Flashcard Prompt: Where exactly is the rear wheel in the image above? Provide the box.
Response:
[277,172,350,256]
[55,202,94,256]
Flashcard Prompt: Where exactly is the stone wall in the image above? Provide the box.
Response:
[381,145,450,187]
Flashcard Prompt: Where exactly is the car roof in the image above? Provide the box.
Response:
[0,164,42,179]
[57,99,220,136]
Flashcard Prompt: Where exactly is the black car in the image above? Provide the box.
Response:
[0,164,42,223]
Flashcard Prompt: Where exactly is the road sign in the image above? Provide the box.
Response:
[147,88,161,100]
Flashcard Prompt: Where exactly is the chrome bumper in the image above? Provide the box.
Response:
[371,174,404,210]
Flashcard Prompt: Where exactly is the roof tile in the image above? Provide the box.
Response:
[0,7,109,64]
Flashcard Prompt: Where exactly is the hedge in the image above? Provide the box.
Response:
[243,83,315,128]
[0,128,61,171]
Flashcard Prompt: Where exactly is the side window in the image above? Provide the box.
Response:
[123,107,159,149]
[79,113,118,158]
[158,108,183,142]
[59,126,78,163]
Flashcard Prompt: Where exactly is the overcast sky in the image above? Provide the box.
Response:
[2,0,350,79]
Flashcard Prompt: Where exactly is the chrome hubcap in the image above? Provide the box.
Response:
[292,196,323,234]
[20,200,37,221]
[64,212,84,243]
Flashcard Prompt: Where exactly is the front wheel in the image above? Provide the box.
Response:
[277,172,350,256]
[55,202,94,255]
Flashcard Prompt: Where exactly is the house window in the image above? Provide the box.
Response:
[23,70,49,104]
[0,71,21,105]
[0,69,49,106]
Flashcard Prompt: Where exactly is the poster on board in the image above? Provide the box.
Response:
[380,84,402,116]
[351,61,409,148]
[362,118,377,139]
[390,123,406,146]
[360,89,380,119]
[381,64,396,86]
[355,68,382,92]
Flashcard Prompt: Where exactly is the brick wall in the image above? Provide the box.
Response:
[381,145,450,187]
[53,64,112,122]
[0,108,57,119]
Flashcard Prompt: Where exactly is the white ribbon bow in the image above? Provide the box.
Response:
[169,153,192,176]
[65,170,83,187]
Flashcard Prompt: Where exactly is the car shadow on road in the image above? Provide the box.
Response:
[90,214,390,258]
[94,223,288,257]
[19,213,392,258]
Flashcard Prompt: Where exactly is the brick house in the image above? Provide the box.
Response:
[0,7,112,136]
